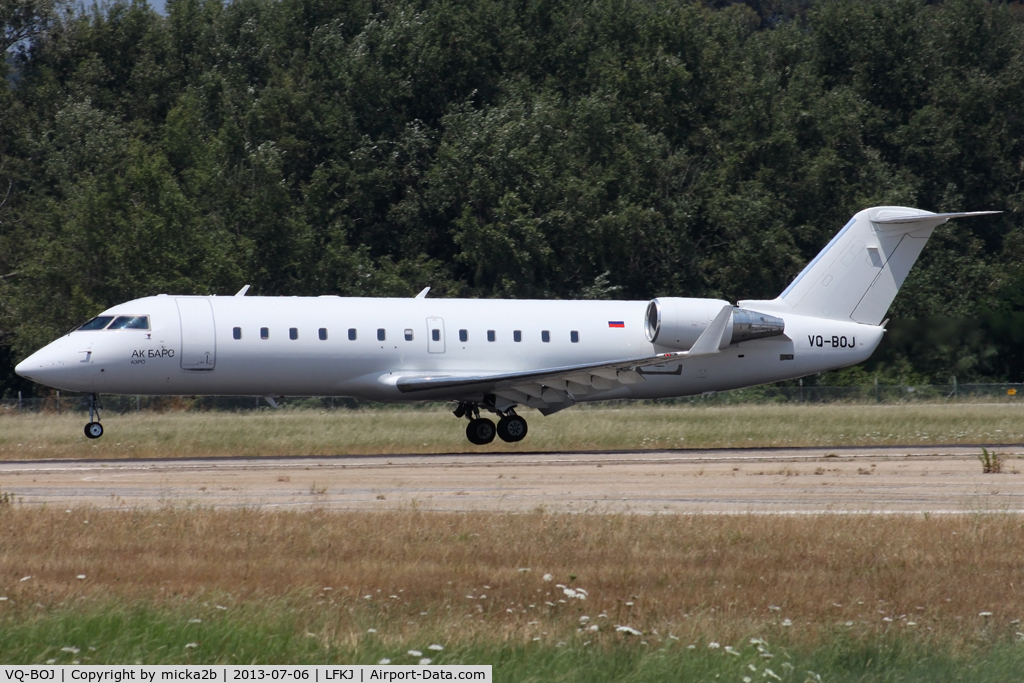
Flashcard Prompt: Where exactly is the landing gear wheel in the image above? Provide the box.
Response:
[497,415,528,442]
[84,422,104,439]
[466,418,496,445]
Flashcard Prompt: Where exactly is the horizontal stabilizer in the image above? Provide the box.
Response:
[872,210,1001,225]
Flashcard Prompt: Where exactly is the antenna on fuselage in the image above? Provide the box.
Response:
[415,287,430,299]
[235,285,251,297]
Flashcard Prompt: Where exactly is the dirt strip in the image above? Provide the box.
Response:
[2,445,1023,513]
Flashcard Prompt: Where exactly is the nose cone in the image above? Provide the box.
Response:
[15,340,73,389]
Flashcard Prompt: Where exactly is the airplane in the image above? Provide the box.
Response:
[15,206,998,444]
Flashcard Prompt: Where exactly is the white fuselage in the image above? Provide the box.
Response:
[16,294,883,404]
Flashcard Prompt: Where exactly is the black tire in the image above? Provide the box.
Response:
[466,418,496,445]
[497,415,528,442]
[84,422,104,439]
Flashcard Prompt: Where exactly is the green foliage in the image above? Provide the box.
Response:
[979,447,1003,474]
[2,0,1024,393]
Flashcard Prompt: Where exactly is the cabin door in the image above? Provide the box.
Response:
[177,298,217,370]
[426,317,445,353]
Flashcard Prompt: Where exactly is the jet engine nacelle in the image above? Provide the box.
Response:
[644,297,786,351]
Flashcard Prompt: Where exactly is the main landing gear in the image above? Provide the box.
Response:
[84,393,104,439]
[454,402,528,445]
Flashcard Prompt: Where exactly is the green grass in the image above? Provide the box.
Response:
[1,402,1023,459]
[2,603,1024,681]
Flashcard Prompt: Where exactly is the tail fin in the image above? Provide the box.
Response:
[738,206,999,324]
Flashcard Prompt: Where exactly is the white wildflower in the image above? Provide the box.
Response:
[418,659,431,665]
[542,574,553,582]
[407,650,422,657]
[781,619,792,627]
[768,605,780,612]
[377,659,390,665]
[724,646,741,656]
[764,668,782,681]
[615,625,641,636]
[980,611,993,617]
[188,619,202,624]
[60,647,80,655]
[215,605,227,611]
[428,644,443,651]
[588,624,599,632]
[743,678,752,683]
[19,576,31,582]
[367,628,377,633]
[579,616,590,623]
[76,575,86,580]
[184,643,198,649]
[707,642,720,649]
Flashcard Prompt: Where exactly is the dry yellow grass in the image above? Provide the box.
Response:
[2,506,1023,649]
[0,402,1022,459]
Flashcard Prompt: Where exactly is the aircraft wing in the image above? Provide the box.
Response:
[393,304,732,414]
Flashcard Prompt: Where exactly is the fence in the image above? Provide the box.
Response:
[0,383,1022,415]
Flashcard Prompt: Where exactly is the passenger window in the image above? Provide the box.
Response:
[319,328,328,341]
[459,329,468,342]
[233,327,242,340]
[432,329,441,342]
[108,315,150,330]
[541,330,550,343]
[513,330,522,342]
[377,328,386,341]
[260,327,269,340]
[348,328,357,341]
[487,330,495,342]
[404,329,414,341]
[289,328,298,340]
[78,316,114,331]
[571,331,579,343]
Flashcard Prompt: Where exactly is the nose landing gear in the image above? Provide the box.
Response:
[84,393,104,439]
[455,402,528,445]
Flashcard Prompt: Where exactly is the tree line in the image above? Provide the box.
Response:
[2,0,1023,395]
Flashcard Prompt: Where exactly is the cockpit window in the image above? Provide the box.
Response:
[107,315,150,330]
[78,316,115,330]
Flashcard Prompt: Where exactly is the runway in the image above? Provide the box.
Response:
[3,444,1024,513]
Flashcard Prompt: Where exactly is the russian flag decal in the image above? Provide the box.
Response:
[608,321,625,328]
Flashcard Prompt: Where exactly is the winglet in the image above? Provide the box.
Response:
[235,285,250,297]
[415,287,430,299]
[686,305,732,357]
